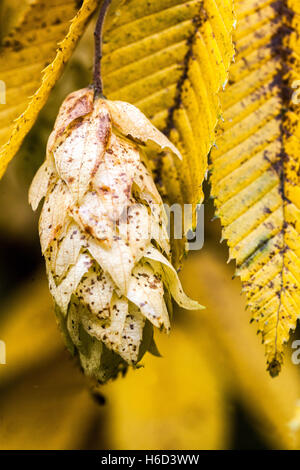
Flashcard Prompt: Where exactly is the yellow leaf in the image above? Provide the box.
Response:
[102,0,235,220]
[0,273,60,387]
[289,400,300,446]
[0,266,228,450]
[0,0,98,179]
[0,0,31,40]
[210,0,300,375]
[2,258,300,449]
[180,249,300,449]
[0,275,101,450]
[104,320,229,450]
[0,353,99,450]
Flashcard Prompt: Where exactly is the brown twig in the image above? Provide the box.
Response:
[93,0,112,97]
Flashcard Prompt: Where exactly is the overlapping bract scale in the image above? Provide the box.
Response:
[30,87,201,382]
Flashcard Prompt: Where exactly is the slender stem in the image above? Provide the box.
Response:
[93,0,112,97]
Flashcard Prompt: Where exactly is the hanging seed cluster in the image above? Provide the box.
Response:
[29,88,201,382]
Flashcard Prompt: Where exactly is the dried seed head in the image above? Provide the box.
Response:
[29,88,202,383]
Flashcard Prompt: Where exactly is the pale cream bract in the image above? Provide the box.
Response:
[29,88,202,383]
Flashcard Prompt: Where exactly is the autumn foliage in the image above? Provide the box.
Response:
[1,0,300,450]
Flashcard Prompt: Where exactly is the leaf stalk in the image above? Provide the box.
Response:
[93,0,112,97]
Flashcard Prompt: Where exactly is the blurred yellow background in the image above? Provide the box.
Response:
[1,19,300,451]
